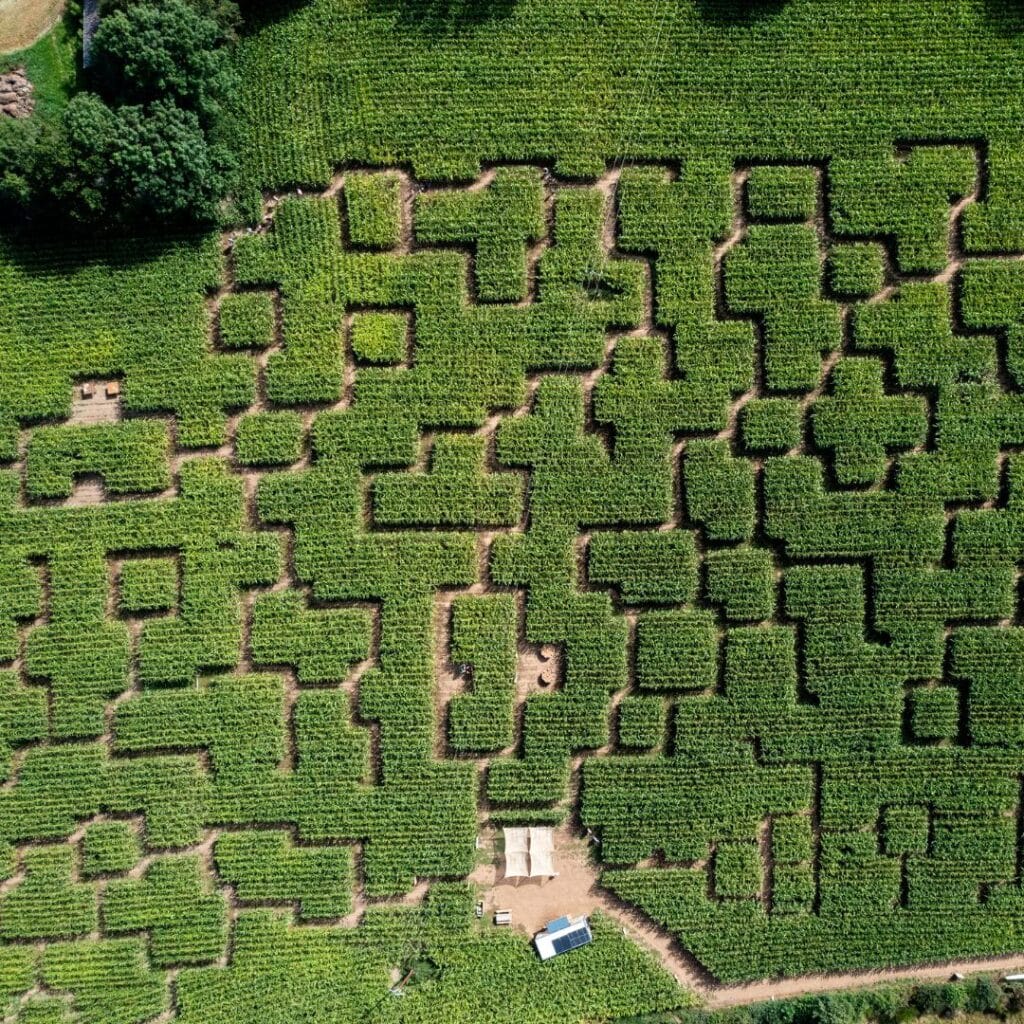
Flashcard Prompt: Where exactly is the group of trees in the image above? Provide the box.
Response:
[0,0,238,228]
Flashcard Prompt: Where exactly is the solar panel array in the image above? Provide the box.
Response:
[551,927,591,956]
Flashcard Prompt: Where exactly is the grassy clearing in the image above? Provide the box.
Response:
[0,15,76,114]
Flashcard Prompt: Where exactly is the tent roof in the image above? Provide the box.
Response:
[503,827,528,853]
[505,849,529,878]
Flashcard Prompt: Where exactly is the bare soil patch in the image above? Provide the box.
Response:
[470,825,605,936]
[0,0,63,53]
[69,383,122,425]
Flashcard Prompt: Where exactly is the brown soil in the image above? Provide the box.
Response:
[0,0,63,53]
[470,825,603,935]
[65,478,104,507]
[68,383,122,426]
[516,642,560,698]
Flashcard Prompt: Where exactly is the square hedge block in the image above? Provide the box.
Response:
[350,312,408,365]
[828,242,887,299]
[704,546,775,621]
[741,398,802,453]
[219,292,276,350]
[345,172,402,249]
[772,862,815,912]
[617,695,665,749]
[635,610,717,690]
[81,822,140,877]
[119,558,177,614]
[909,685,960,742]
[772,814,814,863]
[881,804,930,856]
[745,165,818,222]
[236,411,304,467]
[715,840,762,899]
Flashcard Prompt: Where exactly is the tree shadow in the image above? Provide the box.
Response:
[364,0,518,36]
[979,0,1024,36]
[237,0,517,37]
[235,0,316,36]
[694,0,789,24]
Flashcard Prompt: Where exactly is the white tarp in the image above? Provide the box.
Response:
[528,826,557,878]
[503,827,529,878]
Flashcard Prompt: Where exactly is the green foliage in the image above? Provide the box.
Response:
[588,532,698,605]
[827,243,886,299]
[704,547,775,621]
[618,696,664,750]
[0,846,96,939]
[219,292,276,350]
[742,399,802,454]
[26,421,170,498]
[236,411,304,466]
[345,172,402,250]
[350,311,408,365]
[911,983,969,1018]
[119,558,178,614]
[907,687,960,743]
[635,611,717,691]
[48,94,232,227]
[9,0,1024,1016]
[1,0,233,228]
[746,166,818,223]
[91,0,234,127]
[214,830,353,918]
[881,805,929,856]
[714,841,762,899]
[81,821,141,876]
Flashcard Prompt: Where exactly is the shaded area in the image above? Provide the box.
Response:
[695,0,789,24]
[981,0,1024,35]
[366,0,518,35]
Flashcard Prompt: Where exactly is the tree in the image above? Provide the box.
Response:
[45,93,229,226]
[107,99,230,222]
[47,92,121,224]
[91,0,234,128]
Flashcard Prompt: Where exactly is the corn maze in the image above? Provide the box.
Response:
[6,136,1024,1018]
[9,0,1024,1017]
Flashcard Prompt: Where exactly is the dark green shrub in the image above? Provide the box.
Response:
[911,982,969,1018]
[965,976,1007,1016]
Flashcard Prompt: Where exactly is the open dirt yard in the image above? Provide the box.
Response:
[0,0,63,52]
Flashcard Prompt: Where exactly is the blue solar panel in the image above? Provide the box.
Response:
[546,916,571,933]
[551,927,591,955]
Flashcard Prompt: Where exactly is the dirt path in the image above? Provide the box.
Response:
[0,0,63,53]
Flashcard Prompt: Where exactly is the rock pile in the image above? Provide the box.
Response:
[0,68,34,119]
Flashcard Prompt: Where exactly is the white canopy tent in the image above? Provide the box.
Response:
[503,827,529,879]
[528,827,557,878]
[501,826,558,879]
